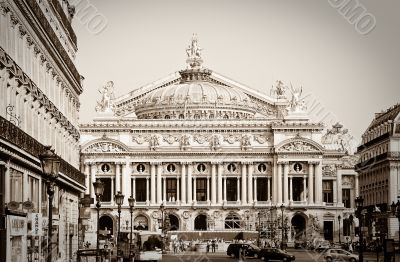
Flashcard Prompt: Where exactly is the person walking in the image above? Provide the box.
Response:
[211,239,216,253]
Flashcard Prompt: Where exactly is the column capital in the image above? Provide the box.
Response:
[241,161,253,165]
[277,161,289,165]
[210,161,222,165]
[180,161,192,165]
[308,161,320,165]
[150,161,162,166]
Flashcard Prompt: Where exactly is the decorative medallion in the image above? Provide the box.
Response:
[194,134,207,144]
[182,211,190,219]
[132,135,147,144]
[164,135,177,144]
[254,135,268,144]
[224,134,238,144]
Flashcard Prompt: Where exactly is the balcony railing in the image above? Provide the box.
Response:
[0,116,85,185]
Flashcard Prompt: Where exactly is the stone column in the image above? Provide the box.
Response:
[187,163,193,205]
[241,162,247,204]
[181,163,186,204]
[337,171,342,205]
[289,177,293,202]
[272,157,278,203]
[115,163,121,193]
[157,164,162,204]
[333,180,338,204]
[193,177,197,203]
[355,174,359,197]
[90,163,97,200]
[223,176,227,202]
[308,162,314,204]
[177,177,180,203]
[283,162,289,205]
[267,177,271,202]
[207,176,210,203]
[237,177,241,203]
[254,177,257,203]
[146,177,150,205]
[150,163,156,204]
[218,164,223,204]
[84,163,90,194]
[277,163,282,204]
[248,163,254,205]
[132,178,136,199]
[211,163,217,204]
[303,176,307,202]
[315,162,322,204]
[122,161,131,205]
[163,177,167,203]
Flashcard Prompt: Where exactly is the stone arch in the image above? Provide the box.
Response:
[134,213,149,231]
[224,212,241,229]
[291,212,308,241]
[167,213,180,231]
[194,214,207,231]
[99,214,115,236]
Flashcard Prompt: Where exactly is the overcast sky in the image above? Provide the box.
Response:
[73,0,400,141]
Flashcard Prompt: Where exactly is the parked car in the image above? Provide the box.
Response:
[226,243,261,258]
[258,248,295,261]
[315,241,331,252]
[324,248,359,262]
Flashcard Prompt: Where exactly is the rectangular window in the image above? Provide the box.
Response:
[323,180,333,203]
[135,178,146,202]
[343,219,351,236]
[28,176,39,211]
[342,189,351,208]
[166,178,177,201]
[226,178,237,201]
[99,178,112,202]
[257,178,268,201]
[196,178,207,201]
[10,168,23,202]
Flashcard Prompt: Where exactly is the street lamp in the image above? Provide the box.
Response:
[128,196,135,262]
[93,179,104,262]
[338,215,341,245]
[39,146,60,262]
[355,196,364,262]
[114,191,125,262]
[391,200,400,254]
[280,204,284,250]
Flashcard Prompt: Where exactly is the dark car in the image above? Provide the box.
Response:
[226,243,261,258]
[258,248,295,261]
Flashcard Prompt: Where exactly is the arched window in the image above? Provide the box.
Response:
[225,213,241,229]
[134,215,148,230]
[178,114,185,119]
[165,115,170,119]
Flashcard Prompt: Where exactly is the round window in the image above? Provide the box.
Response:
[137,164,145,173]
[197,164,206,172]
[227,163,236,172]
[167,164,176,172]
[258,163,267,172]
[101,164,110,172]
[293,162,303,172]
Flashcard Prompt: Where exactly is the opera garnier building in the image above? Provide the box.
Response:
[80,35,359,249]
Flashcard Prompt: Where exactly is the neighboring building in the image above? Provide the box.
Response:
[355,103,400,242]
[80,35,358,251]
[0,0,85,261]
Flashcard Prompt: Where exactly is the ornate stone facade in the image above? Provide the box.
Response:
[80,36,358,249]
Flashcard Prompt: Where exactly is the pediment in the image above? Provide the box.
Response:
[276,137,324,154]
[82,138,128,153]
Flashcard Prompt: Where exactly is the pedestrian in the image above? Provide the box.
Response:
[211,239,216,253]
[348,242,353,253]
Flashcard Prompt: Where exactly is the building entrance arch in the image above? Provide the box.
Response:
[99,215,114,236]
[291,213,307,240]
[168,214,179,231]
[194,214,207,230]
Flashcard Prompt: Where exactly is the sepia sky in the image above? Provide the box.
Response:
[73,0,400,142]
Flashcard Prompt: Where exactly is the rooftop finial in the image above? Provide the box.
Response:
[186,33,203,69]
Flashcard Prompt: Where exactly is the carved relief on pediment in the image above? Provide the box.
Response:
[322,164,337,177]
[83,141,126,153]
[342,175,354,187]
[277,141,319,153]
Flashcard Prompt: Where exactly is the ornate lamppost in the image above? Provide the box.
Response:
[114,191,125,262]
[338,215,342,245]
[128,196,135,262]
[93,179,104,262]
[391,200,400,254]
[280,204,285,250]
[355,196,364,262]
[39,146,60,262]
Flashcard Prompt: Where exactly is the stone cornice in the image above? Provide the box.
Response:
[2,0,82,95]
[0,47,79,140]
[272,122,324,131]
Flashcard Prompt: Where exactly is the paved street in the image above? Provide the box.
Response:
[161,250,399,262]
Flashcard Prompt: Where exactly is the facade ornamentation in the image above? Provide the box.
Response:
[321,123,355,154]
[132,134,147,144]
[193,134,207,144]
[342,176,354,187]
[253,134,269,144]
[149,134,162,150]
[96,81,115,112]
[278,141,318,153]
[180,134,192,150]
[270,80,288,99]
[164,135,178,144]
[241,134,253,150]
[322,164,337,177]
[83,142,126,153]
[287,84,307,113]
[210,134,222,150]
[224,134,239,144]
